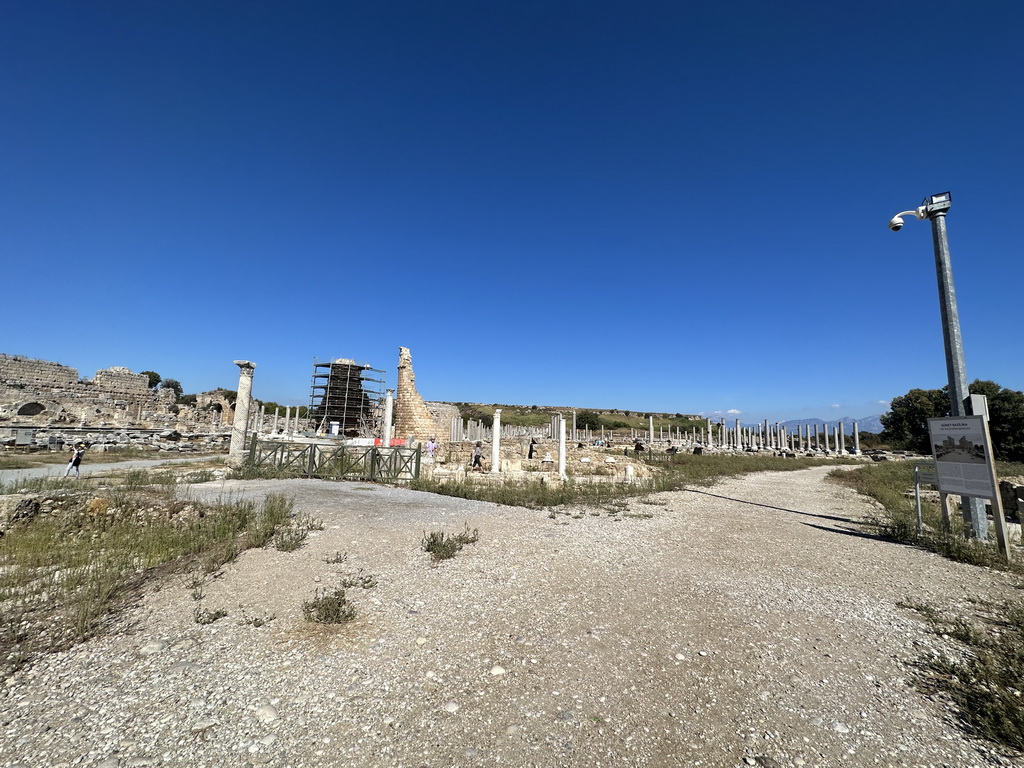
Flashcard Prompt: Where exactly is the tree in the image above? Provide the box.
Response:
[140,371,161,389]
[880,388,949,454]
[576,411,601,430]
[881,380,1024,461]
[160,378,183,401]
[966,380,1024,463]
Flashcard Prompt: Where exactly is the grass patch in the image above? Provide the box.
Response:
[421,524,480,561]
[828,461,1024,571]
[410,453,851,509]
[904,598,1024,753]
[0,479,294,678]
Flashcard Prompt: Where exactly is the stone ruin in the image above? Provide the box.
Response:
[0,354,237,451]
[393,347,459,445]
[0,354,180,427]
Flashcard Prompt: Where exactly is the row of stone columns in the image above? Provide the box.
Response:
[700,417,861,454]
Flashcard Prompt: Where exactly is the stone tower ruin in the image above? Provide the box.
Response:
[393,347,453,444]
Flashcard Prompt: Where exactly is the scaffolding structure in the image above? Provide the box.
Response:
[308,358,385,438]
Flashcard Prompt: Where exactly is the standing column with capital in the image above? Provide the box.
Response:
[491,409,502,473]
[228,361,257,466]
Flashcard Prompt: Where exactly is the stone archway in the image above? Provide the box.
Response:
[17,402,46,416]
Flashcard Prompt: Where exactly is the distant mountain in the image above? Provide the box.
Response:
[775,415,885,433]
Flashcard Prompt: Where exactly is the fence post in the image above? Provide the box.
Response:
[247,432,258,467]
[307,444,317,477]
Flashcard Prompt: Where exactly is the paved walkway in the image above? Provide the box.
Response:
[0,454,218,484]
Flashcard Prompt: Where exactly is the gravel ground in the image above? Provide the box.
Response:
[2,466,1021,768]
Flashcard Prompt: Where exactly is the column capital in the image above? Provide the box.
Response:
[234,360,257,374]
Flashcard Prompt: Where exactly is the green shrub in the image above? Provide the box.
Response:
[421,524,479,561]
[302,587,356,623]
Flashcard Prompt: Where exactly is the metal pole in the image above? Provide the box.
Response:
[929,211,987,538]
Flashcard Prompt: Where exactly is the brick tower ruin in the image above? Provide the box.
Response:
[393,347,447,444]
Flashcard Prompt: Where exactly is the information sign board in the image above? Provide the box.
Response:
[926,416,997,499]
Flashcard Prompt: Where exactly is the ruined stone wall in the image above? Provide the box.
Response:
[93,367,152,398]
[0,353,210,429]
[196,391,236,427]
[393,347,449,443]
[427,402,460,439]
[0,355,80,401]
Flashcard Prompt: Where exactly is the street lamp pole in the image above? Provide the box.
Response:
[888,192,986,538]
[929,210,970,413]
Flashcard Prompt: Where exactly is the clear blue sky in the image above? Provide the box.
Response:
[3,1,1021,424]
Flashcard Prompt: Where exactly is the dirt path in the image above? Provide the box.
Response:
[2,466,1021,767]
[0,454,214,484]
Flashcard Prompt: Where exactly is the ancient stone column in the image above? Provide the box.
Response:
[491,408,501,473]
[272,407,279,436]
[572,410,577,442]
[824,425,830,452]
[382,390,394,447]
[838,422,846,454]
[853,422,861,455]
[649,415,654,444]
[558,415,567,478]
[228,361,256,466]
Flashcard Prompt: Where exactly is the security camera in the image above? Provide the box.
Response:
[888,216,904,232]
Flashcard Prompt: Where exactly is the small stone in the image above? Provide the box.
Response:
[416,638,427,646]
[443,701,460,713]
[698,650,709,657]
[191,718,218,732]
[255,704,279,724]
[490,665,506,676]
[139,640,168,656]
[831,721,850,734]
[674,653,685,660]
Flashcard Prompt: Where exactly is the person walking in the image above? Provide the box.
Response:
[64,443,86,478]
[471,441,484,471]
